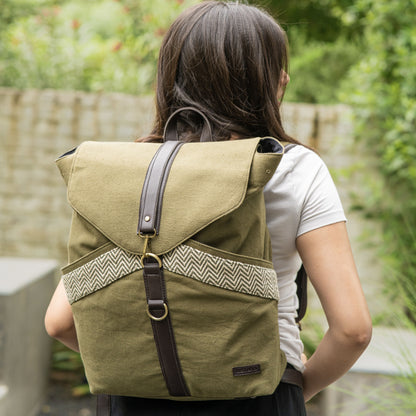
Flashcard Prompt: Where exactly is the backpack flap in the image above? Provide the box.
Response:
[56,137,283,256]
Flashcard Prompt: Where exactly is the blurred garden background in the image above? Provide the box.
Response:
[1,0,416,415]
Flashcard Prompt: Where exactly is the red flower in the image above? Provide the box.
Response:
[155,28,166,37]
[72,19,81,30]
[112,41,123,52]
[143,14,153,23]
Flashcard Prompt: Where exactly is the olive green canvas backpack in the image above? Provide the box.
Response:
[56,108,289,401]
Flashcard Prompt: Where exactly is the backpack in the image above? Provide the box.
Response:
[56,107,298,400]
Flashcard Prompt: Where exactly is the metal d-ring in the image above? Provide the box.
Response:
[140,252,162,268]
[146,302,169,321]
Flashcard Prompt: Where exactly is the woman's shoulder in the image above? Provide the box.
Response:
[265,142,341,208]
[274,143,328,182]
[284,143,324,166]
[264,143,346,239]
[265,143,328,203]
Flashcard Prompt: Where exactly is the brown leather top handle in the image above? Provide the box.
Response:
[163,107,213,142]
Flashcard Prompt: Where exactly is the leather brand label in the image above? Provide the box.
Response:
[232,364,261,377]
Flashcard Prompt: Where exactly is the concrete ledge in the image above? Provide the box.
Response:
[0,258,57,416]
[320,327,416,416]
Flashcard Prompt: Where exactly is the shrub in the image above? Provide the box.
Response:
[0,0,200,94]
[344,0,416,320]
[284,30,362,104]
[255,0,364,104]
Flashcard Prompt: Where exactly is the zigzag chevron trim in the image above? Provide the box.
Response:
[163,245,279,301]
[63,248,143,304]
[63,245,278,304]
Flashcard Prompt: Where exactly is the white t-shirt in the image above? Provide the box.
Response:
[263,145,346,372]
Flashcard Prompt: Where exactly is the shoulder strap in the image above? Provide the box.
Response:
[284,143,297,152]
[295,265,308,328]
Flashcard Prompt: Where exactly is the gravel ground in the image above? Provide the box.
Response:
[37,382,320,416]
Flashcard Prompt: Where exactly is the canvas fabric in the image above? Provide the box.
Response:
[57,137,286,400]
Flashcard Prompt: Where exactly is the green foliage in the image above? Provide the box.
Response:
[0,0,63,27]
[344,0,416,320]
[1,0,363,102]
[366,373,416,416]
[250,0,365,103]
[284,30,362,104]
[52,341,89,396]
[336,372,416,415]
[265,0,364,42]
[0,0,199,94]
[301,318,325,357]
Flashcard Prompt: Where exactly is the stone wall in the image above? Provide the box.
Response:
[0,87,384,316]
[0,88,155,264]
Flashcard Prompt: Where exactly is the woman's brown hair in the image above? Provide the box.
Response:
[140,1,300,144]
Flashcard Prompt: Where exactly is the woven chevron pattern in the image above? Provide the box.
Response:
[163,245,279,301]
[63,248,143,304]
[63,245,278,304]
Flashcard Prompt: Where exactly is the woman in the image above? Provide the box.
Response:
[45,2,372,415]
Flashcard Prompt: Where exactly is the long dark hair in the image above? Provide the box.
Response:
[141,1,299,144]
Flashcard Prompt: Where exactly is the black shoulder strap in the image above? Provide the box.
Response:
[295,265,308,327]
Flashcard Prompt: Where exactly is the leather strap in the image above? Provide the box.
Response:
[163,107,213,142]
[137,121,190,396]
[138,107,213,236]
[137,140,183,235]
[143,260,190,396]
[295,264,308,326]
[281,368,304,389]
[96,394,111,416]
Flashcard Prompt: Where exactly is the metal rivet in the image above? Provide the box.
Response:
[265,169,271,174]
[144,215,151,222]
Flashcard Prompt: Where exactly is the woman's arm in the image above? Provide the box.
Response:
[296,221,372,402]
[44,279,80,352]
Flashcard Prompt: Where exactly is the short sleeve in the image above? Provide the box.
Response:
[296,150,346,238]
